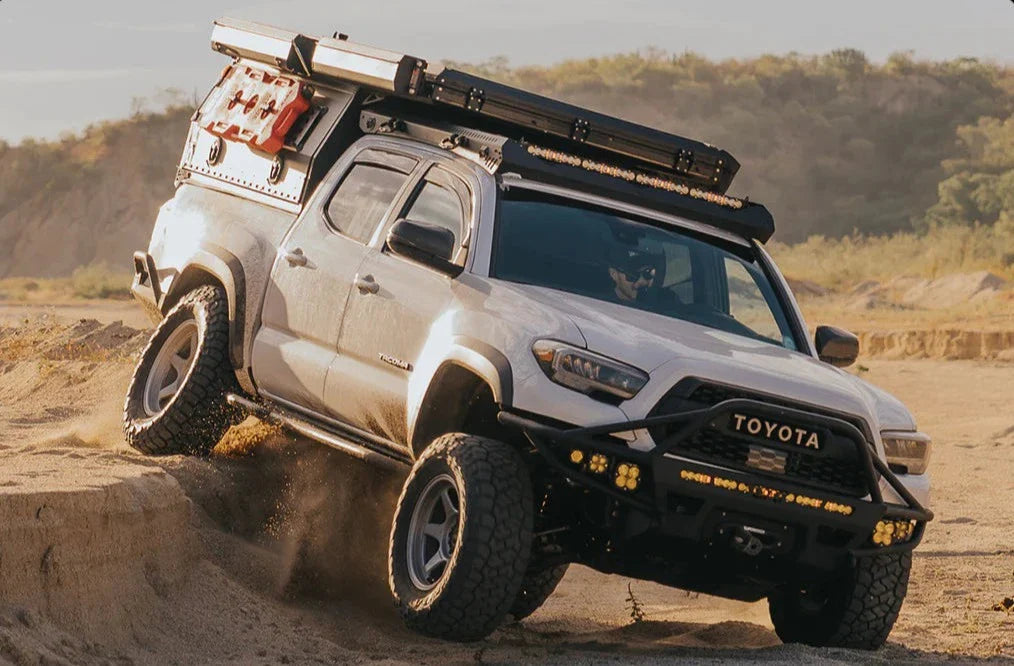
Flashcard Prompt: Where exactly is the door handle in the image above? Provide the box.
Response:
[283,247,307,267]
[355,274,379,295]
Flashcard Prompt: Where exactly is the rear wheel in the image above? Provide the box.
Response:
[389,433,533,641]
[768,551,912,650]
[123,285,240,455]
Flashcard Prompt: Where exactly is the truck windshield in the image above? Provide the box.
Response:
[492,189,799,350]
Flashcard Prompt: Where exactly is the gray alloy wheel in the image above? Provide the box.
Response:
[142,319,199,417]
[406,474,460,591]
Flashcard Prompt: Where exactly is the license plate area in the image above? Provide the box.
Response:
[746,445,787,473]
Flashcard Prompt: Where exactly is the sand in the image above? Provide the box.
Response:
[1,302,1012,664]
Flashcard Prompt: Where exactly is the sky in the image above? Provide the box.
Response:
[0,0,1011,143]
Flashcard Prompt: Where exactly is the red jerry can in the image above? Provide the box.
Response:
[203,65,311,155]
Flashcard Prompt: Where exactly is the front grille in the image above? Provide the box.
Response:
[651,379,870,497]
[687,384,871,436]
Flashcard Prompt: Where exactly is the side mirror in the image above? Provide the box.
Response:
[815,325,859,367]
[386,219,462,277]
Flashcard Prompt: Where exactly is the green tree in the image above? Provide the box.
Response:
[923,115,1014,228]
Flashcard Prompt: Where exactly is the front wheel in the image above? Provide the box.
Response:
[388,433,533,641]
[123,285,240,455]
[507,563,568,622]
[768,551,912,650]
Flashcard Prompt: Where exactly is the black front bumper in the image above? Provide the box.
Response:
[498,398,932,588]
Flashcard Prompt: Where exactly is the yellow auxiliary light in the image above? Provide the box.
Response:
[872,519,916,547]
[569,449,584,464]
[614,463,641,491]
[588,453,609,474]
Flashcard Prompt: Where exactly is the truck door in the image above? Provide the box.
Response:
[324,162,473,445]
[250,148,419,413]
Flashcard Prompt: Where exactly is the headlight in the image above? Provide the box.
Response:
[532,340,649,401]
[881,431,932,475]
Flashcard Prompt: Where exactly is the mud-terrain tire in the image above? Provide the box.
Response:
[389,433,533,641]
[507,563,568,622]
[768,551,912,650]
[123,285,240,455]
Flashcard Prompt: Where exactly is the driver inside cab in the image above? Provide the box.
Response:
[607,247,663,304]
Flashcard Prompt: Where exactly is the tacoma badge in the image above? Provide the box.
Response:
[379,352,413,372]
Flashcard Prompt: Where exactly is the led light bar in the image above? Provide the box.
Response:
[526,145,746,210]
[211,18,315,77]
[679,469,855,516]
[312,37,427,96]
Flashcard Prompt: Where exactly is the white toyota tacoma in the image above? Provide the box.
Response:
[124,18,933,648]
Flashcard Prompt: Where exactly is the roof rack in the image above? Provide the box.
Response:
[359,108,774,242]
[209,18,740,194]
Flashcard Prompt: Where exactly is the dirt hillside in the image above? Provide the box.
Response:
[0,108,189,278]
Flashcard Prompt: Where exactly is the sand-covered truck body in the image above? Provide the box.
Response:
[124,18,933,647]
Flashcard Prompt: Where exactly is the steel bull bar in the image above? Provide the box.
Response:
[498,398,933,556]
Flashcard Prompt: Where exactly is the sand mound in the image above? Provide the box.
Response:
[785,277,831,298]
[0,317,147,362]
[897,271,1007,310]
[844,293,911,311]
[848,280,882,296]
[991,424,1014,446]
[0,444,194,647]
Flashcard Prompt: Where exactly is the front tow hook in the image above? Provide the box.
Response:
[731,526,765,556]
[724,525,782,557]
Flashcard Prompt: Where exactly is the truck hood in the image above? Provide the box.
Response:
[512,285,910,431]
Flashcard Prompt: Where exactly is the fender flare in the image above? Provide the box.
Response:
[162,245,246,369]
[445,336,513,407]
[406,335,513,455]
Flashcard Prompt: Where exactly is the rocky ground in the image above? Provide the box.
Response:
[1,301,1012,664]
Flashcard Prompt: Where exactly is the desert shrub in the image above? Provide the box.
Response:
[70,263,132,299]
[769,221,1014,289]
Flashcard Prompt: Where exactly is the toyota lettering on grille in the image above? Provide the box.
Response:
[730,413,822,450]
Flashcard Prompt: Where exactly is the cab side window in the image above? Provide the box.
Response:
[326,164,410,244]
[404,181,464,247]
[661,243,694,305]
[397,166,471,256]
